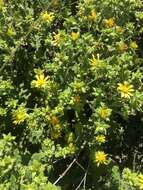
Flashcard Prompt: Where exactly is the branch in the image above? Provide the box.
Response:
[53,158,76,185]
[75,164,89,190]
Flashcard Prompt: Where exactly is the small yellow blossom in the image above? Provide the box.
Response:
[7,27,16,37]
[95,151,108,166]
[117,81,134,98]
[41,11,54,23]
[138,174,143,190]
[98,106,111,119]
[32,73,48,88]
[71,32,79,41]
[130,41,138,49]
[96,135,106,144]
[89,54,102,70]
[104,18,115,28]
[13,107,28,125]
[88,10,97,21]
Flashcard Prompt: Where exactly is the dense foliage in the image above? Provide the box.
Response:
[0,0,143,189]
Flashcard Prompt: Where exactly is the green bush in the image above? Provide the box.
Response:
[0,0,143,189]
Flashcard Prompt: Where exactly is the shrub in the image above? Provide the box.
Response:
[0,0,143,189]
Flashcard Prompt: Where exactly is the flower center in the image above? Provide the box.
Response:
[121,86,129,93]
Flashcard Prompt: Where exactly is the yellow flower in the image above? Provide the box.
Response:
[130,41,138,49]
[95,151,108,166]
[117,81,134,98]
[7,27,16,37]
[41,11,54,23]
[88,10,97,21]
[96,135,106,144]
[32,73,48,88]
[71,32,79,41]
[104,18,115,28]
[138,174,143,190]
[13,107,28,125]
[89,54,101,70]
[98,106,111,119]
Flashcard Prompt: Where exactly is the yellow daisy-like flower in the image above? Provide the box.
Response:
[71,32,79,41]
[32,73,48,88]
[88,10,97,21]
[96,135,106,144]
[104,18,115,28]
[95,151,108,166]
[13,107,28,125]
[41,11,54,23]
[138,174,143,189]
[117,81,134,98]
[130,41,138,49]
[89,54,101,71]
[98,106,111,119]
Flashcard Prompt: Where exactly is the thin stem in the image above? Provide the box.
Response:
[75,164,89,190]
[75,160,86,172]
[53,158,76,185]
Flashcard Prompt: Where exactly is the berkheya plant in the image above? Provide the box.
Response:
[0,0,143,189]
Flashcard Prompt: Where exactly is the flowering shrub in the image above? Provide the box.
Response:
[0,0,143,189]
